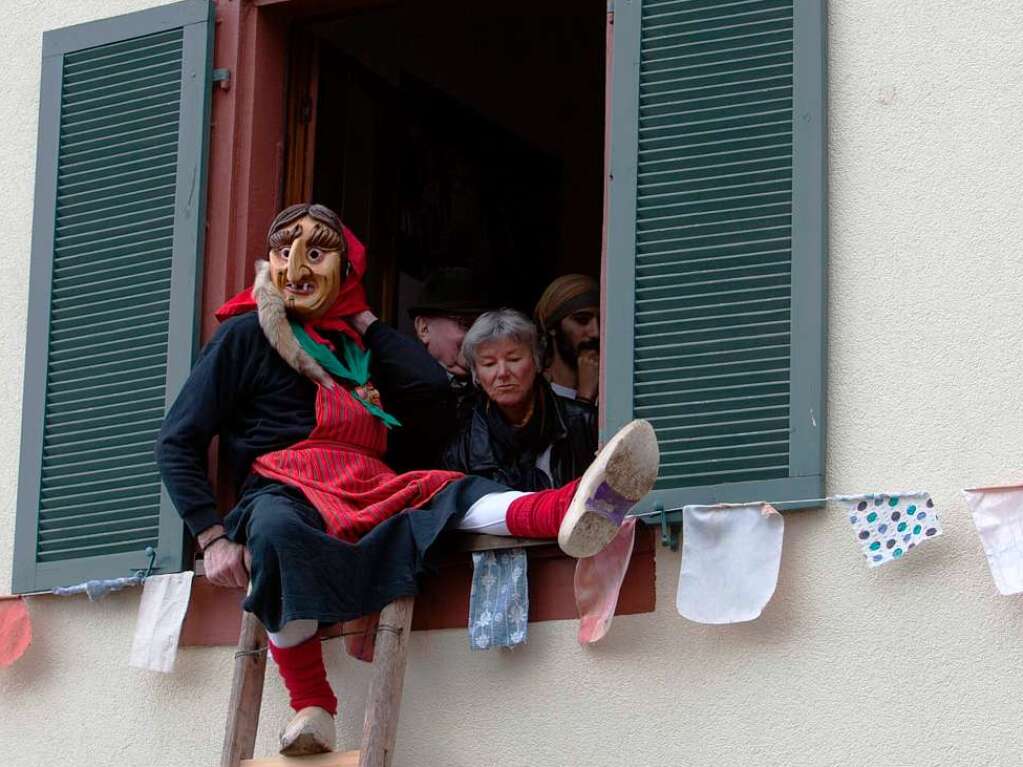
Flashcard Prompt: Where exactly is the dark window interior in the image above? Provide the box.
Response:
[297,0,606,331]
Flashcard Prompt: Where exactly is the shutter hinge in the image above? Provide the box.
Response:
[134,546,158,579]
[212,68,232,92]
[658,504,679,550]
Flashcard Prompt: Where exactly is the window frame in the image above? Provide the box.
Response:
[178,0,657,641]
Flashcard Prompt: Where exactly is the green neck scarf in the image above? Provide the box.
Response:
[290,321,401,429]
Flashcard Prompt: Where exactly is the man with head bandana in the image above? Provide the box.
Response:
[156,203,659,757]
[535,274,601,404]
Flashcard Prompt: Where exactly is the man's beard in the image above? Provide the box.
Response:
[554,329,598,369]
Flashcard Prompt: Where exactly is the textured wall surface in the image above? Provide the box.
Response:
[3,1,1023,766]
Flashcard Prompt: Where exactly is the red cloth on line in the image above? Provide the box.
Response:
[0,597,31,668]
[214,224,370,348]
[252,382,462,541]
[341,613,379,664]
[269,635,338,715]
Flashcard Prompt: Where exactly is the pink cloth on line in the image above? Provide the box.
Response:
[575,518,637,644]
[963,484,1023,595]
[0,597,31,667]
[341,612,379,663]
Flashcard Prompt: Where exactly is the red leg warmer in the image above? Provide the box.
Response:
[505,479,581,538]
[268,635,338,716]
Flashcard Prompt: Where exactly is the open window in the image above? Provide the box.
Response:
[14,0,825,633]
[282,0,607,329]
[180,0,655,641]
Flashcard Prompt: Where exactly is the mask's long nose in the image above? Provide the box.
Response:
[286,238,309,284]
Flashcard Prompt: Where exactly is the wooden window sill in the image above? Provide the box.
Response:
[179,526,655,646]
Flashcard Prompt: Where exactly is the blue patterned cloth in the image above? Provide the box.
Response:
[839,491,942,567]
[469,548,528,650]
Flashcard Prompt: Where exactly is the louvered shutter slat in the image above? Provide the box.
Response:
[13,0,213,592]
[604,0,826,514]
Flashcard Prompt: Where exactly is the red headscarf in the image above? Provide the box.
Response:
[215,224,370,348]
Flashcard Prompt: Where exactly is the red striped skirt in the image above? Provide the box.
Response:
[252,382,462,541]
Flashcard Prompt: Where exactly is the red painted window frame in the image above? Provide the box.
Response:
[182,0,654,644]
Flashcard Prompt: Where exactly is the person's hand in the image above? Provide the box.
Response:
[576,348,600,403]
[347,310,378,335]
[198,525,249,589]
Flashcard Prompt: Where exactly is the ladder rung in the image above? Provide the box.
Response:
[240,750,360,766]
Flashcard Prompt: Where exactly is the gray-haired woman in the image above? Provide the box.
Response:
[441,309,597,491]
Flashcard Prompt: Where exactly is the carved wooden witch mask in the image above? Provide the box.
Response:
[266,203,349,321]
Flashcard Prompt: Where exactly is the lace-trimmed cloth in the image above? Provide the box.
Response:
[468,549,528,650]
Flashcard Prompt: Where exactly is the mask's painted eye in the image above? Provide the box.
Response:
[308,248,322,262]
[280,247,290,259]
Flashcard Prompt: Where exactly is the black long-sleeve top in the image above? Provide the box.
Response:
[441,384,598,491]
[155,312,455,537]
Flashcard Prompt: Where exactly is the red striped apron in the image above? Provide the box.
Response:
[252,382,463,541]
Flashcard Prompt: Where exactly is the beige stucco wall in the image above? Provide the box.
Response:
[3,1,1023,765]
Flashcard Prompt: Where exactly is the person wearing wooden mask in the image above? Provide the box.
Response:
[156,203,659,757]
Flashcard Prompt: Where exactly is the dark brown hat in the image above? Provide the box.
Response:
[408,267,491,319]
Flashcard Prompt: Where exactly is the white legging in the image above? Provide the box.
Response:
[267,490,529,647]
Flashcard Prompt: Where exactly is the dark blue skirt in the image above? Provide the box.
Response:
[223,474,502,632]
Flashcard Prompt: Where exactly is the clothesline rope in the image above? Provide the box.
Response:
[627,496,835,519]
[232,624,405,659]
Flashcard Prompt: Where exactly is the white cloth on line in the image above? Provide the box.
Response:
[963,485,1023,595]
[129,571,194,673]
[676,503,784,624]
[452,491,530,536]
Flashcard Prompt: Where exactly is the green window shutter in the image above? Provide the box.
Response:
[12,0,214,593]
[604,0,826,517]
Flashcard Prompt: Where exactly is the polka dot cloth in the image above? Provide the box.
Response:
[840,492,942,568]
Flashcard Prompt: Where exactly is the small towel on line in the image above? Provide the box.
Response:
[129,572,194,673]
[575,518,637,644]
[676,503,784,624]
[838,492,941,567]
[468,549,528,650]
[0,597,32,667]
[963,485,1023,595]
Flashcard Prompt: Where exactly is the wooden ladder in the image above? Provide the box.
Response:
[221,596,416,767]
[217,534,543,766]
